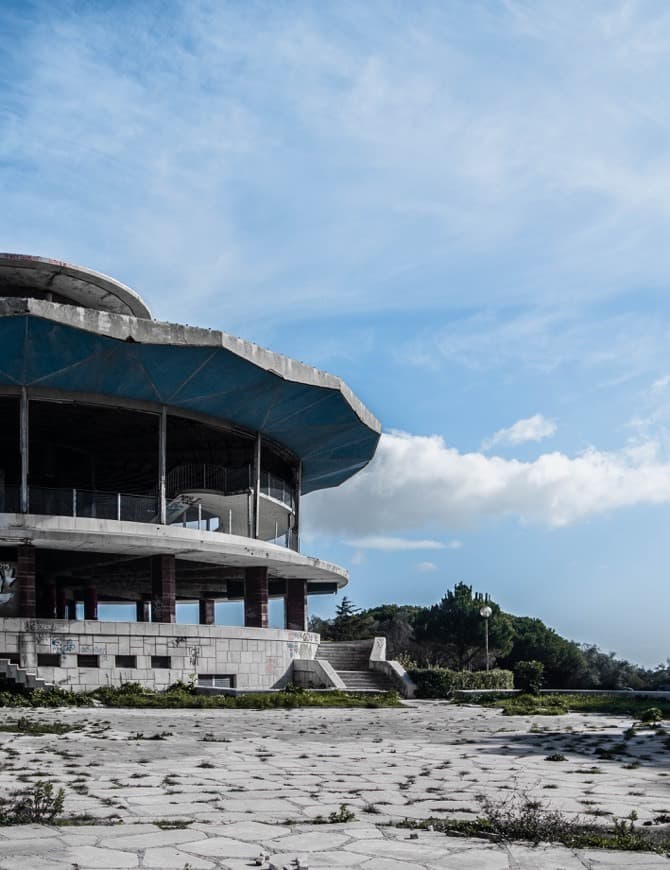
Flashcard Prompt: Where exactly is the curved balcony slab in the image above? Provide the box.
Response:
[0,513,347,586]
[0,253,152,318]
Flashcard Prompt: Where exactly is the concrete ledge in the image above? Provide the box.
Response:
[293,658,346,690]
[0,513,348,584]
[370,659,416,699]
[368,636,416,698]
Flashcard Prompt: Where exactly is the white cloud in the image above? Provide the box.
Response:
[482,414,557,451]
[344,536,446,551]
[304,430,670,534]
[5,1,670,336]
[651,375,670,392]
[416,561,437,572]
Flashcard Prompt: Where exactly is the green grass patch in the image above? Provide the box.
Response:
[0,716,80,735]
[468,693,670,718]
[0,682,401,710]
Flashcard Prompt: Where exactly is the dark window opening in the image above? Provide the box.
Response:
[37,653,60,667]
[77,654,99,668]
[151,655,170,669]
[0,653,20,665]
[198,674,235,688]
[115,655,136,668]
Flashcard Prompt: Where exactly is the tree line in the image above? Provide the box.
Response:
[309,582,670,690]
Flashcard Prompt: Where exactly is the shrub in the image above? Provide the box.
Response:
[0,781,65,825]
[639,707,663,724]
[408,668,513,698]
[513,661,544,694]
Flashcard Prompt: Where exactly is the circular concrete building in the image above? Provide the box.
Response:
[0,254,382,692]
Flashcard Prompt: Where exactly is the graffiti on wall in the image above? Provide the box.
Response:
[0,562,17,614]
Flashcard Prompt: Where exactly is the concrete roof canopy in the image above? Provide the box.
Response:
[0,255,382,493]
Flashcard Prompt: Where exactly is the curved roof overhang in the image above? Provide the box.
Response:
[0,298,381,493]
[0,254,152,319]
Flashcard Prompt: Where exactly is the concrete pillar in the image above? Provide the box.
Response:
[136,597,151,623]
[199,597,215,625]
[286,579,307,631]
[83,586,98,621]
[244,566,268,628]
[151,554,176,623]
[55,585,66,620]
[17,545,36,618]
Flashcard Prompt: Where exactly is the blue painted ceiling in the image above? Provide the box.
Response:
[0,315,380,493]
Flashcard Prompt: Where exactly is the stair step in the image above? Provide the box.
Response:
[0,658,52,691]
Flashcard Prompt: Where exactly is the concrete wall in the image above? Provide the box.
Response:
[369,636,417,699]
[0,618,319,691]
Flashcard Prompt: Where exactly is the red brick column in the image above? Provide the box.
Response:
[17,545,36,618]
[286,579,307,631]
[199,597,215,625]
[151,554,176,623]
[83,586,98,621]
[244,567,268,628]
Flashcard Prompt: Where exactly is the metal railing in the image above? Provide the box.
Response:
[0,482,299,551]
[27,486,158,523]
[259,470,296,511]
[166,463,296,512]
[166,463,251,496]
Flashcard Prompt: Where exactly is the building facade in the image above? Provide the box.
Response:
[0,254,381,691]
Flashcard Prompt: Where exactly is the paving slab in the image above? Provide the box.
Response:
[0,702,666,868]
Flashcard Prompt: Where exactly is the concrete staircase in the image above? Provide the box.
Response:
[316,640,395,692]
[0,658,51,691]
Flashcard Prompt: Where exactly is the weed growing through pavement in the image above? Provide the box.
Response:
[0,781,65,824]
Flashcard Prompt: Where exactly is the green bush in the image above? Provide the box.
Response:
[639,706,663,724]
[0,781,65,825]
[513,660,544,694]
[408,668,513,698]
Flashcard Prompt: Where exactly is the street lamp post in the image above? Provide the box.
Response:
[480,605,492,671]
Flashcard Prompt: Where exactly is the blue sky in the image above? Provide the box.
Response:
[2,0,670,666]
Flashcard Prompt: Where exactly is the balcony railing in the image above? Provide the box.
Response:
[167,463,296,512]
[0,484,298,550]
[28,486,158,524]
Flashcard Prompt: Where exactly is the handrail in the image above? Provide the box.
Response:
[167,463,295,511]
[0,483,299,551]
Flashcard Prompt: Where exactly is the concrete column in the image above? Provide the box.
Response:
[293,461,301,552]
[136,597,151,623]
[19,388,29,514]
[244,566,268,628]
[286,579,307,631]
[55,585,66,620]
[151,554,176,623]
[66,599,77,621]
[17,545,36,618]
[83,586,98,621]
[158,406,167,525]
[199,597,215,625]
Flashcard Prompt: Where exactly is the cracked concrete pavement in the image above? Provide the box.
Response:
[0,701,666,868]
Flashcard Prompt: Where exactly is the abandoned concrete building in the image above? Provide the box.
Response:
[0,253,398,693]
